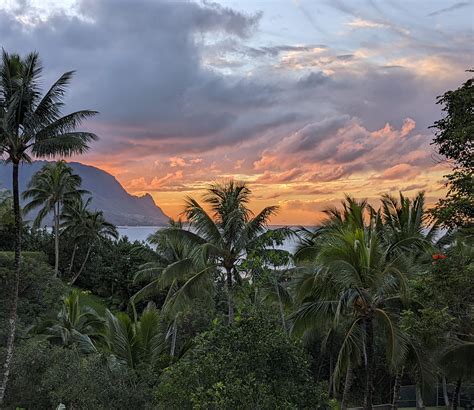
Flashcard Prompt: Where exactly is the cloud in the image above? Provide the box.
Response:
[346,17,386,29]
[427,2,470,17]
[373,163,421,180]
[1,0,471,224]
[253,116,433,185]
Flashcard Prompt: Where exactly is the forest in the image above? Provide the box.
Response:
[0,52,472,409]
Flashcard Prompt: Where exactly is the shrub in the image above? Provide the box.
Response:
[5,341,154,409]
[155,316,328,409]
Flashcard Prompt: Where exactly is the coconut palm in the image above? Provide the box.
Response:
[61,196,93,276]
[171,180,279,323]
[379,192,440,253]
[30,289,102,353]
[291,200,411,409]
[22,161,88,276]
[294,196,371,264]
[101,303,166,369]
[132,220,214,357]
[70,210,118,285]
[0,50,97,403]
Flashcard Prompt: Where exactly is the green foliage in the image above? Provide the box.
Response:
[22,160,86,227]
[5,341,153,409]
[155,316,328,409]
[0,252,65,339]
[75,237,156,308]
[0,50,98,164]
[30,289,102,353]
[430,74,473,227]
[431,170,473,228]
[101,303,166,369]
[431,74,473,170]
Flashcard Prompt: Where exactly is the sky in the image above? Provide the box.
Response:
[1,0,473,224]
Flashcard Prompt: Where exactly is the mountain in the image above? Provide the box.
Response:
[0,161,169,226]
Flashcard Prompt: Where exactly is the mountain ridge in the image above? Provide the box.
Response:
[0,161,169,226]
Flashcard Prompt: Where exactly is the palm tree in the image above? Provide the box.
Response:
[0,50,97,403]
[30,289,102,353]
[22,161,88,276]
[173,180,279,323]
[132,220,214,357]
[101,303,165,369]
[61,196,93,276]
[291,199,411,409]
[379,192,439,252]
[70,210,118,285]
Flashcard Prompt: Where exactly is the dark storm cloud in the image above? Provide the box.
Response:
[0,0,274,143]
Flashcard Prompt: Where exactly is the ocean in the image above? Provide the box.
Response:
[117,226,304,253]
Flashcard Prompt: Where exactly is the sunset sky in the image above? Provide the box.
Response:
[2,0,473,224]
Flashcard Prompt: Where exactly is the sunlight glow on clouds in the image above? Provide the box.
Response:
[0,0,471,223]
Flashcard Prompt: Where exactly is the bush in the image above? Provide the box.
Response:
[0,252,65,342]
[155,316,328,409]
[5,341,154,409]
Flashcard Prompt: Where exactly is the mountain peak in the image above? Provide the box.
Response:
[0,161,169,226]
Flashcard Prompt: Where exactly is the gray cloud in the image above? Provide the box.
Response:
[427,2,470,17]
[0,0,471,184]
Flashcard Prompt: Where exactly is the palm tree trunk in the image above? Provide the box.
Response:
[70,244,91,285]
[452,378,462,410]
[392,366,404,409]
[442,376,450,408]
[341,361,352,410]
[275,281,287,336]
[53,202,59,277]
[226,267,234,324]
[0,162,22,405]
[363,316,374,410]
[170,316,178,358]
[415,382,424,409]
[68,244,77,276]
[328,353,334,398]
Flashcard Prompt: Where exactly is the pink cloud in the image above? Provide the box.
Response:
[374,163,421,180]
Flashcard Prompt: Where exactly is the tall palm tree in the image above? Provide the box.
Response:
[0,50,97,403]
[172,180,279,323]
[70,210,118,285]
[22,161,88,276]
[291,199,411,409]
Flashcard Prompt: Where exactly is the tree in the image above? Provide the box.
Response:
[407,228,473,406]
[291,197,411,409]
[30,289,102,353]
[430,73,473,227]
[0,50,97,403]
[22,161,87,276]
[155,316,328,409]
[69,210,118,285]
[173,180,279,323]
[61,196,93,276]
[132,220,214,357]
[101,303,166,370]
[5,341,153,409]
